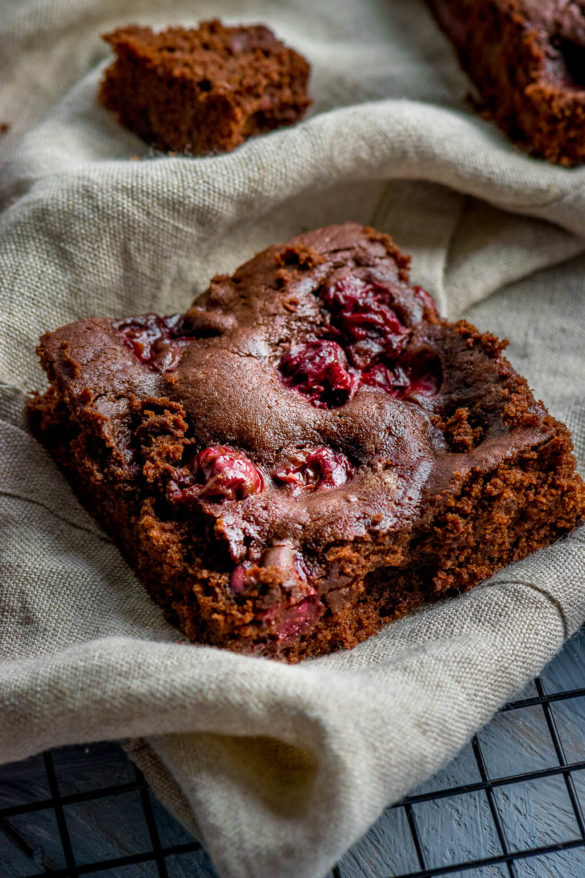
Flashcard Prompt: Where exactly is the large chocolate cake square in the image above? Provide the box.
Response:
[29,224,585,660]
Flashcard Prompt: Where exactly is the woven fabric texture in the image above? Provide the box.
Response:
[1,1,585,877]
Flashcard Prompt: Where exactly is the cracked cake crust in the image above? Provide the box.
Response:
[28,223,585,661]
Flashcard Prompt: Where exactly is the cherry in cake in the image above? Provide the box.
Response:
[28,223,585,661]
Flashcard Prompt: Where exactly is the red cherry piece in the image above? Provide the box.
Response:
[320,277,409,366]
[360,362,407,397]
[406,354,442,397]
[409,369,441,396]
[274,596,322,641]
[361,355,441,399]
[115,313,189,372]
[279,340,356,408]
[273,447,354,493]
[196,446,264,501]
[230,562,250,593]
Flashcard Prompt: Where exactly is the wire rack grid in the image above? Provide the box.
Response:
[2,628,585,878]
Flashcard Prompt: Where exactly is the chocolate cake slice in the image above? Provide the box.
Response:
[427,0,585,165]
[28,224,585,661]
[98,19,311,154]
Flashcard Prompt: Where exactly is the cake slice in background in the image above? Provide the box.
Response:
[99,19,311,154]
[427,0,585,166]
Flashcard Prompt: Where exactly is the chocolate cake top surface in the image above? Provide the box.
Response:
[103,19,308,91]
[38,223,551,570]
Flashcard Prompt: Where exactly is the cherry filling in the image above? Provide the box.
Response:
[267,596,322,642]
[273,447,354,493]
[279,340,356,408]
[280,274,442,406]
[361,354,442,399]
[169,445,264,506]
[115,313,191,372]
[231,570,321,639]
[319,276,410,369]
[196,446,264,501]
[230,550,321,640]
[230,562,250,593]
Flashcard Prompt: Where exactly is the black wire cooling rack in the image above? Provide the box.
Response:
[395,681,585,878]
[3,629,585,878]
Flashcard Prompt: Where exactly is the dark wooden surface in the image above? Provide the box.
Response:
[2,628,585,878]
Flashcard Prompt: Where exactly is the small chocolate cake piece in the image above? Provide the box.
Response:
[427,0,585,166]
[98,19,311,154]
[29,224,585,661]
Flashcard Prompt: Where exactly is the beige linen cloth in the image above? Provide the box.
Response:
[2,1,585,876]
